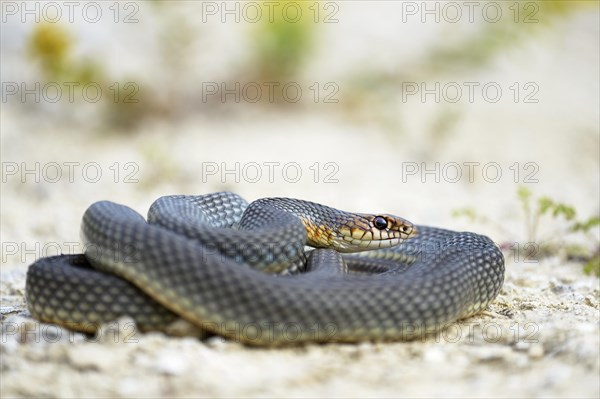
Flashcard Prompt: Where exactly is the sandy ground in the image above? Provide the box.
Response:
[1,244,598,398]
[2,6,599,398]
[1,112,599,398]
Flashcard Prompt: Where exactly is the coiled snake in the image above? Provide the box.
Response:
[26,192,505,345]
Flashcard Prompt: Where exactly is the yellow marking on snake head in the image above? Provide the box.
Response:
[335,214,417,253]
[301,219,335,248]
[299,212,416,253]
[351,228,364,240]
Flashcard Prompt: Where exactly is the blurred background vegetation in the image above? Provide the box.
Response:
[4,0,599,275]
[21,0,590,131]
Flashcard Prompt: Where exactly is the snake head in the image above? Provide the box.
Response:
[334,214,416,253]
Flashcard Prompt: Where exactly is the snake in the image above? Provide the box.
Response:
[25,192,505,345]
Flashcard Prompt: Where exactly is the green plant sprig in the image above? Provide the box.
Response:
[454,186,599,276]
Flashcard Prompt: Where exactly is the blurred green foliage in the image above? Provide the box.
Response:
[28,23,72,81]
[516,186,578,244]
[251,0,315,81]
[28,23,102,84]
[27,23,151,131]
[23,2,595,127]
[454,187,600,276]
[345,0,590,134]
[426,1,589,73]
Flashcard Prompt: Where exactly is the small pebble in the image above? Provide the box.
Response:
[423,346,446,364]
[153,349,189,375]
[67,344,116,371]
[528,344,545,358]
[514,341,530,352]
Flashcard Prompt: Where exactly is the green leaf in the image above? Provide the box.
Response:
[517,186,532,204]
[552,204,576,220]
[537,196,554,215]
[583,255,600,277]
[572,216,600,233]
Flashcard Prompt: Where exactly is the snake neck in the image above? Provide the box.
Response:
[248,198,353,250]
[246,197,415,254]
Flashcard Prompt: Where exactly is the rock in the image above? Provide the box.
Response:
[528,344,545,358]
[423,346,446,363]
[153,349,189,375]
[67,344,118,371]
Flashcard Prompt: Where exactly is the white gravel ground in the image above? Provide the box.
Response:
[1,6,599,397]
[1,112,599,398]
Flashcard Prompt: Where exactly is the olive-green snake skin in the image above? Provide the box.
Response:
[26,192,505,345]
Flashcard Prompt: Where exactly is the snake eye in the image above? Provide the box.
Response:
[373,216,388,230]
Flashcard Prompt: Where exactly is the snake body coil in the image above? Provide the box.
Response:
[26,192,505,345]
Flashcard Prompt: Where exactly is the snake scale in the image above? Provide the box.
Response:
[26,192,505,345]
